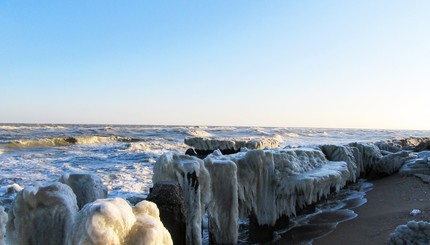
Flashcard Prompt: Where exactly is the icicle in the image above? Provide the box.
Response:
[204,157,238,244]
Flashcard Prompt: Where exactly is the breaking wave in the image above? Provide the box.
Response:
[6,136,132,148]
[187,130,212,137]
[122,142,150,152]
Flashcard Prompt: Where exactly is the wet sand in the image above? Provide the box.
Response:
[314,174,430,244]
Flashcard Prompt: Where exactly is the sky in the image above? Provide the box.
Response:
[1,1,429,130]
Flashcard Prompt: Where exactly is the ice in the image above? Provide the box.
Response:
[410,209,422,216]
[6,182,78,245]
[59,173,108,209]
[204,157,238,244]
[153,152,210,245]
[389,220,430,245]
[323,143,412,177]
[0,206,6,245]
[152,148,353,243]
[320,145,358,181]
[184,137,279,152]
[67,198,172,245]
[399,157,430,176]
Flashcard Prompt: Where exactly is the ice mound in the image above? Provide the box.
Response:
[184,137,279,154]
[0,206,7,245]
[59,173,108,209]
[389,220,430,245]
[6,182,78,245]
[67,198,172,245]
[153,153,210,245]
[379,137,430,152]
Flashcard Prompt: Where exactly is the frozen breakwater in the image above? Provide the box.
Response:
[1,133,430,244]
[153,136,430,244]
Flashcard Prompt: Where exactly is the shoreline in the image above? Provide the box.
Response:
[314,174,430,244]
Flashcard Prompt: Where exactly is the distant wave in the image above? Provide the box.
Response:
[6,135,136,148]
[187,129,212,137]
[122,142,150,152]
[0,125,67,131]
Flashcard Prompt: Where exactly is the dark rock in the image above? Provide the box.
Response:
[249,211,290,244]
[147,181,186,245]
[185,148,198,156]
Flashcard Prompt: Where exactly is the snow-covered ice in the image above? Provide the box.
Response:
[67,198,172,245]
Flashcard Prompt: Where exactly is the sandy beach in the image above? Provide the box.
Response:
[314,174,430,244]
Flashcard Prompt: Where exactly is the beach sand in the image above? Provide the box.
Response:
[314,174,430,245]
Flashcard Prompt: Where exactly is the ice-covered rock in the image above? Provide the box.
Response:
[0,206,7,245]
[376,151,411,175]
[410,209,422,217]
[349,142,411,176]
[67,198,172,245]
[7,182,78,245]
[389,220,430,245]
[375,141,403,153]
[320,144,358,181]
[184,137,279,154]
[399,157,430,177]
[208,148,352,225]
[204,157,238,244]
[153,152,210,245]
[59,173,108,209]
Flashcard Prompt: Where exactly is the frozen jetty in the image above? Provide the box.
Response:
[154,148,351,244]
[153,137,427,244]
[184,137,279,155]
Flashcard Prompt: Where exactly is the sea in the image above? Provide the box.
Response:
[1,123,429,243]
[0,124,428,206]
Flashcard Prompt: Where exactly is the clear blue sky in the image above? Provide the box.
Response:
[1,1,429,130]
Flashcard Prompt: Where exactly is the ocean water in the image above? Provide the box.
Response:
[0,123,428,210]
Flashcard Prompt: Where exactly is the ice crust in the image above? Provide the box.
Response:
[184,137,279,152]
[389,220,430,245]
[204,157,238,244]
[6,182,78,245]
[0,206,7,245]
